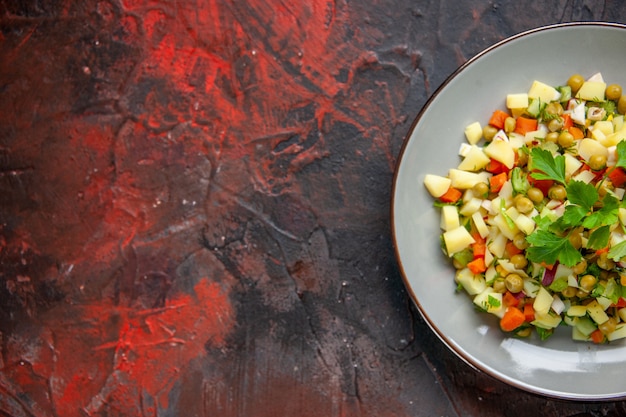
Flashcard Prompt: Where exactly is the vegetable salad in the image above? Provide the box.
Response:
[424,73,626,343]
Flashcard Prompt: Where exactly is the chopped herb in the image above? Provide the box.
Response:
[526,229,582,267]
[530,147,566,184]
[487,294,501,308]
[608,240,626,261]
[535,326,554,341]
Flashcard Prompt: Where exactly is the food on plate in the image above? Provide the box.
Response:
[424,72,626,343]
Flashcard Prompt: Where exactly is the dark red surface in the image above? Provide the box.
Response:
[3,1,626,416]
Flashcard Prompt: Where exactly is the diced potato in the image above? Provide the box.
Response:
[457,145,491,171]
[508,132,525,149]
[524,130,547,146]
[424,174,452,198]
[532,312,562,329]
[464,121,483,145]
[594,120,614,136]
[448,169,491,189]
[572,169,596,184]
[586,300,609,325]
[554,263,573,280]
[564,153,583,176]
[483,139,515,169]
[597,296,613,311]
[566,305,588,317]
[533,287,553,315]
[487,229,507,258]
[576,81,606,101]
[484,247,494,267]
[471,211,489,239]
[473,288,504,318]
[591,128,606,143]
[568,275,578,288]
[443,226,476,256]
[528,80,560,102]
[485,265,498,282]
[523,277,540,297]
[506,93,529,109]
[455,268,487,295]
[440,205,459,231]
[613,114,624,132]
[491,213,519,240]
[602,129,626,148]
[578,138,608,164]
[510,108,526,118]
[513,213,535,235]
[607,323,626,341]
[459,197,483,217]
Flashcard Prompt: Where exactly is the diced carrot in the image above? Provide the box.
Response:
[500,306,526,332]
[562,113,573,130]
[489,172,508,193]
[489,109,510,129]
[513,116,538,135]
[540,261,554,270]
[467,257,487,274]
[471,239,487,258]
[505,240,523,257]
[485,158,509,174]
[523,303,535,322]
[503,291,519,308]
[439,186,462,203]
[568,126,585,139]
[608,167,626,188]
[595,247,609,255]
[590,329,605,344]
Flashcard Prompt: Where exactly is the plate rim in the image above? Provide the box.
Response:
[391,21,626,401]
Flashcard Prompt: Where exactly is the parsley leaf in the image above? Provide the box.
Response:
[549,277,569,292]
[614,140,626,170]
[566,180,597,210]
[609,240,626,261]
[583,194,619,229]
[559,205,587,229]
[530,148,566,184]
[526,229,583,267]
[488,295,501,308]
[587,225,611,250]
[535,326,554,341]
[511,167,530,195]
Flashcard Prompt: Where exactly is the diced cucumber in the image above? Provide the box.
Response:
[574,316,597,337]
[556,85,572,103]
[525,97,545,118]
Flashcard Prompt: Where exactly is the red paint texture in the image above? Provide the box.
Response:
[46,278,233,416]
[0,0,415,415]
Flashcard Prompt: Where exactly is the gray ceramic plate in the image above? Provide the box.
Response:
[392,22,626,400]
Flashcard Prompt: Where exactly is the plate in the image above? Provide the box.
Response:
[391,22,626,400]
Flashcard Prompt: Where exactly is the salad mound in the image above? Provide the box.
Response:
[424,73,626,343]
